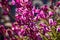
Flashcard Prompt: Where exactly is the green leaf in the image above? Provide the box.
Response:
[40,33,48,40]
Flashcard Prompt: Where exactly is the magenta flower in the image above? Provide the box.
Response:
[49,18,57,26]
[39,10,46,19]
[24,0,29,2]
[0,25,6,34]
[57,26,60,32]
[41,5,48,12]
[7,29,13,38]
[11,0,16,5]
[40,23,47,27]
[1,0,60,40]
[15,0,20,3]
[49,18,53,25]
[56,1,60,7]
[48,11,54,16]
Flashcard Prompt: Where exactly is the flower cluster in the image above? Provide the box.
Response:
[0,0,60,40]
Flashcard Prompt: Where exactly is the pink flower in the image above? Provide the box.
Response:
[16,0,20,3]
[56,1,60,7]
[24,0,28,2]
[35,9,40,13]
[49,18,53,25]
[57,26,60,32]
[39,10,46,19]
[48,11,54,16]
[49,18,57,26]
[11,0,15,5]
